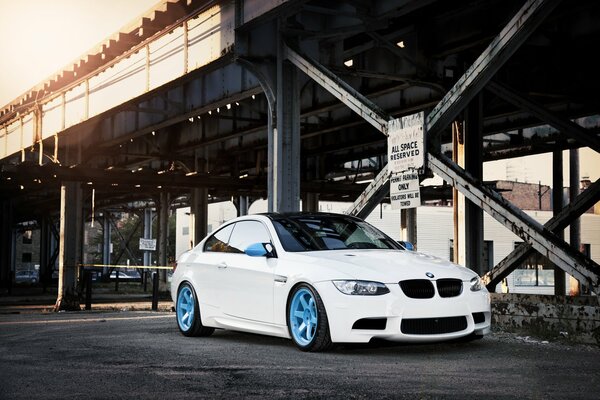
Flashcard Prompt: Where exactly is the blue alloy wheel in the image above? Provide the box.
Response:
[177,285,195,332]
[287,284,332,351]
[176,283,214,337]
[289,288,318,346]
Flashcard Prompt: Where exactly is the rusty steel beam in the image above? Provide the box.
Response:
[484,178,600,290]
[284,44,392,134]
[284,43,397,217]
[429,152,600,292]
[344,0,562,217]
[0,163,370,195]
[487,80,600,153]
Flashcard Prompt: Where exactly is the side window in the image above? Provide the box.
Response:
[204,224,235,253]
[228,221,272,254]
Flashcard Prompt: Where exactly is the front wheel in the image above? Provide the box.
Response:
[287,284,332,352]
[176,283,214,337]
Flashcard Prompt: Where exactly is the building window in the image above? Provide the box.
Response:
[182,226,189,236]
[513,242,554,287]
[580,243,591,257]
[22,253,32,263]
[22,231,32,244]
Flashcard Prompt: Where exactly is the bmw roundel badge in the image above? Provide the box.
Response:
[426,272,435,278]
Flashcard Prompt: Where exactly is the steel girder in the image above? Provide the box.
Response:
[484,179,600,290]
[347,0,565,218]
[429,153,600,293]
[487,81,600,153]
[284,0,600,293]
[425,0,563,139]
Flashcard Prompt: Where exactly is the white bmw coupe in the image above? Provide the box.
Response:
[171,212,491,351]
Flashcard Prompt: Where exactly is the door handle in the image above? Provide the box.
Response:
[217,262,228,269]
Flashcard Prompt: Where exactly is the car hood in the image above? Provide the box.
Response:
[287,249,479,283]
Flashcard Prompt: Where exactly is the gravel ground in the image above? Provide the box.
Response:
[0,310,598,399]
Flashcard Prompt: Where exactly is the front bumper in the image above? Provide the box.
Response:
[314,281,491,343]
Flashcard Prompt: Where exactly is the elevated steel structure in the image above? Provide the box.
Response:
[1,0,599,305]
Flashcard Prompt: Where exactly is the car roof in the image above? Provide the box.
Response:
[258,212,361,221]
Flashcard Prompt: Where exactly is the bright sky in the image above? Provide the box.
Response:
[483,149,599,187]
[0,0,597,187]
[0,0,159,107]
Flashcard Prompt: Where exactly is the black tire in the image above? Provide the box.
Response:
[287,283,333,352]
[176,282,214,337]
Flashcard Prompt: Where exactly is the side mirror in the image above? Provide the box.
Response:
[245,243,277,258]
[398,241,414,251]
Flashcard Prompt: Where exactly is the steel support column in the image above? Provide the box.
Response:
[55,181,83,311]
[464,95,484,274]
[237,196,249,216]
[302,193,319,212]
[452,122,463,264]
[236,58,276,212]
[553,150,566,295]
[39,217,54,288]
[569,149,581,295]
[157,192,169,284]
[401,208,417,249]
[190,188,208,247]
[143,208,152,267]
[102,214,111,278]
[274,33,301,212]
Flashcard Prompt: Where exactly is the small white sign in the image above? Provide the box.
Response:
[387,112,425,174]
[139,238,157,251]
[390,171,421,210]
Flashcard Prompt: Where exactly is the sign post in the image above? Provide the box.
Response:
[390,171,421,210]
[387,111,425,173]
[139,238,157,252]
[387,112,425,210]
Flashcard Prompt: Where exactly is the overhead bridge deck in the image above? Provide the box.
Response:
[0,0,598,307]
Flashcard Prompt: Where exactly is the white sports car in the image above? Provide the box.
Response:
[171,212,491,351]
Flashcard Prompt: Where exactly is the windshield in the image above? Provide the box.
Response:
[272,215,402,252]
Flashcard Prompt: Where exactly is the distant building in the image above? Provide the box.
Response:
[15,226,40,273]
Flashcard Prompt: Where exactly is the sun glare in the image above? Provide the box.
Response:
[0,0,158,106]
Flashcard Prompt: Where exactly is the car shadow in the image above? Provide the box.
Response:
[199,328,487,355]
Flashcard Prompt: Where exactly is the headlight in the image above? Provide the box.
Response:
[470,276,484,292]
[333,280,390,295]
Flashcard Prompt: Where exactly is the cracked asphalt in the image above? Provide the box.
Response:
[0,310,598,399]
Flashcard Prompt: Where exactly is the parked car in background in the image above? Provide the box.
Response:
[171,212,491,352]
[109,270,142,281]
[15,270,38,284]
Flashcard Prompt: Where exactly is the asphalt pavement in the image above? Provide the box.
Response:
[0,310,599,399]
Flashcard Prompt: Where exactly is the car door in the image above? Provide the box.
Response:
[193,223,235,314]
[218,220,275,324]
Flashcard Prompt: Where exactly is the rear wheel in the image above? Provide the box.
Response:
[176,283,214,337]
[287,284,332,352]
